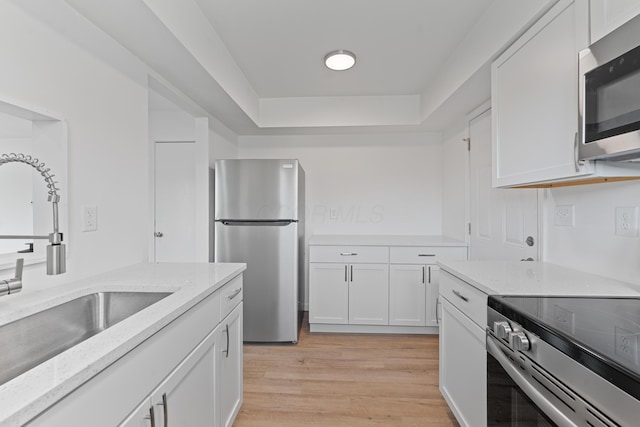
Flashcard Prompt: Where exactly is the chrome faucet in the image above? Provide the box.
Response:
[0,258,23,296]
[0,153,66,281]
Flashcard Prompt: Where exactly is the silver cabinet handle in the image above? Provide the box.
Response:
[422,266,425,284]
[428,266,432,284]
[340,252,357,256]
[154,232,163,238]
[418,254,435,257]
[223,324,230,358]
[162,393,168,427]
[452,290,469,302]
[145,405,156,427]
[435,297,440,325]
[350,265,353,282]
[487,337,577,427]
[344,265,348,282]
[227,288,242,300]
[574,131,585,172]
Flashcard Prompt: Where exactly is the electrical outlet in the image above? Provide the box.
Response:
[554,205,575,227]
[615,326,638,363]
[82,205,97,232]
[615,207,638,237]
[553,305,574,333]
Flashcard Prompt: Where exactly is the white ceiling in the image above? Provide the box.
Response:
[194,0,492,98]
[14,0,510,135]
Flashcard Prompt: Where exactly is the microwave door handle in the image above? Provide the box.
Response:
[486,336,578,427]
[574,132,585,172]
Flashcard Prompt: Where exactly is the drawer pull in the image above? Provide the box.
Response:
[340,252,358,256]
[452,290,469,302]
[145,405,156,427]
[227,288,242,300]
[418,254,436,257]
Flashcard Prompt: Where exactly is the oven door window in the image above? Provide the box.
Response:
[487,353,556,426]
[584,44,640,143]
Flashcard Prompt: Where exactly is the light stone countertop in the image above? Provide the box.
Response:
[438,260,640,297]
[0,262,246,426]
[309,234,468,247]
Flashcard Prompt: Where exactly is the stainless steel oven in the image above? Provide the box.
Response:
[486,296,639,427]
[579,14,640,161]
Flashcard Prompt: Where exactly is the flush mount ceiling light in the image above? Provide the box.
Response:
[324,50,356,71]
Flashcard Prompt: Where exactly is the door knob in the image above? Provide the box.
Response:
[154,232,164,238]
[526,236,534,247]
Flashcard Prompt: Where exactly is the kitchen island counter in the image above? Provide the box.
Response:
[0,262,246,426]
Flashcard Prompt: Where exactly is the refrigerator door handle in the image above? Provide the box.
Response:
[220,220,295,226]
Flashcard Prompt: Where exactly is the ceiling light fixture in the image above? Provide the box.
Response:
[324,50,356,71]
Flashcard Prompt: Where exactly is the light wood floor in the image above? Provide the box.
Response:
[234,314,460,427]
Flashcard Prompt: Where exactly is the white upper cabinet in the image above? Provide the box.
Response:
[492,0,589,188]
[492,0,640,188]
[590,0,640,42]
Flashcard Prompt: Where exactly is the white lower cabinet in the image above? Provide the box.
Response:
[348,263,389,325]
[439,271,487,427]
[121,303,243,427]
[389,264,441,327]
[308,239,467,333]
[120,327,219,427]
[389,264,426,326]
[309,263,349,324]
[219,304,243,427]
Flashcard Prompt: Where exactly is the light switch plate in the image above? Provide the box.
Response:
[82,205,97,232]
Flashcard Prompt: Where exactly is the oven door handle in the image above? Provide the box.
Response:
[486,335,578,427]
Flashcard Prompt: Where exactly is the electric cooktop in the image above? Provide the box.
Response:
[488,295,640,400]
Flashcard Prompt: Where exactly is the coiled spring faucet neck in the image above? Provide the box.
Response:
[0,153,66,279]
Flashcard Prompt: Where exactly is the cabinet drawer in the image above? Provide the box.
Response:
[439,271,487,328]
[220,276,243,320]
[309,245,389,263]
[389,246,467,264]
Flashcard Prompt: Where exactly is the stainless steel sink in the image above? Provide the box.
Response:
[0,291,171,386]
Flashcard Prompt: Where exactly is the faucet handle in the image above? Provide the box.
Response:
[14,258,24,281]
[1,258,23,296]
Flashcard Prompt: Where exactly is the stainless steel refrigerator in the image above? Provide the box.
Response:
[214,159,304,343]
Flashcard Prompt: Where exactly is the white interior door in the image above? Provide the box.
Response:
[469,109,539,260]
[154,141,196,262]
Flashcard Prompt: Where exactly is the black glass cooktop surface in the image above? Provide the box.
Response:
[488,295,640,400]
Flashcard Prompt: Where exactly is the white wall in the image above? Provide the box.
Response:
[209,128,238,164]
[441,120,469,242]
[239,132,442,307]
[0,2,150,291]
[543,181,640,286]
[239,133,443,236]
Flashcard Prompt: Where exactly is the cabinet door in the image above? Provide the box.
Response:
[389,264,426,326]
[439,299,486,427]
[151,327,219,427]
[348,263,389,325]
[492,0,589,187]
[309,263,349,324]
[425,266,440,327]
[590,0,640,42]
[119,398,153,427]
[219,303,243,427]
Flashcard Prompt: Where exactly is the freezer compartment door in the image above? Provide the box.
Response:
[215,221,299,342]
[214,159,300,221]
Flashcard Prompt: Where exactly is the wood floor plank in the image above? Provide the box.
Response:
[234,313,460,427]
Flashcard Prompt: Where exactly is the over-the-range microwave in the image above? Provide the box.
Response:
[579,13,640,161]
